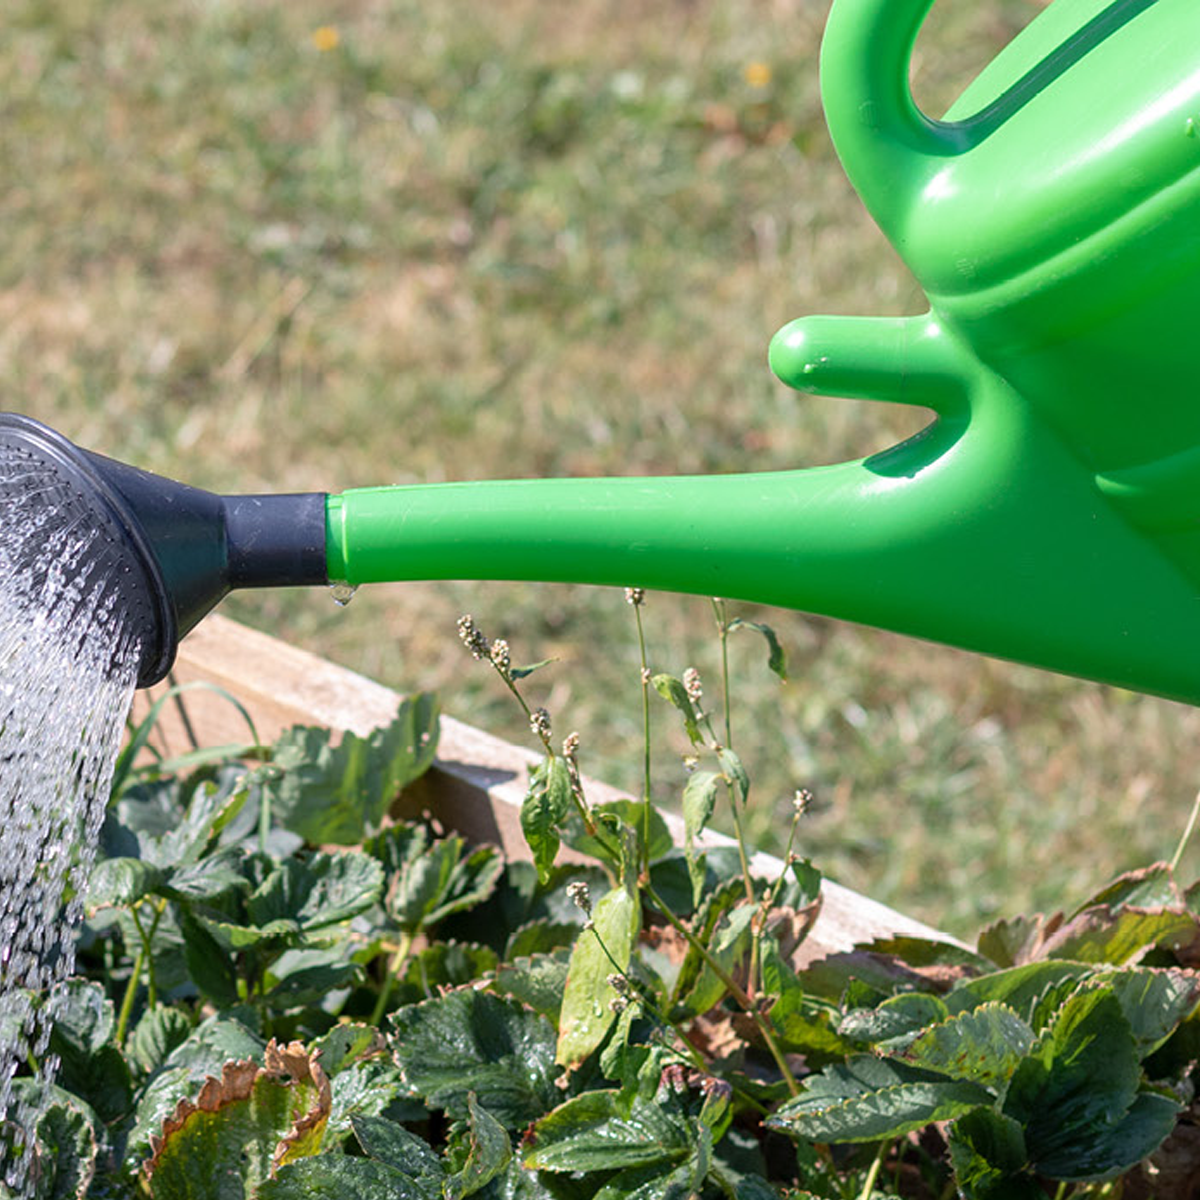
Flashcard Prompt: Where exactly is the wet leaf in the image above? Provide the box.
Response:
[131,1006,194,1075]
[391,990,559,1127]
[446,1093,513,1197]
[268,696,439,845]
[524,1089,692,1174]
[84,856,164,913]
[144,1040,332,1196]
[768,1055,992,1143]
[556,884,641,1069]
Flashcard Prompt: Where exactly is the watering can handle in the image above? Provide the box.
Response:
[821,0,967,225]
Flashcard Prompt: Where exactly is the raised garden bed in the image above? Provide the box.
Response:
[134,613,953,963]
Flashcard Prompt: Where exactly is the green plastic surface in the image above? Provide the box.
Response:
[329,0,1200,704]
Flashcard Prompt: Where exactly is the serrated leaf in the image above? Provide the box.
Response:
[557,884,642,1068]
[947,960,1091,1018]
[268,695,440,844]
[131,1006,194,1075]
[247,850,385,932]
[1104,967,1200,1054]
[524,1089,692,1174]
[391,990,559,1127]
[767,1056,993,1143]
[446,1093,513,1198]
[47,980,133,1124]
[839,992,950,1049]
[84,856,164,913]
[177,907,241,1007]
[28,1098,97,1200]
[145,1042,332,1197]
[352,1112,446,1180]
[1074,862,1182,915]
[521,756,572,884]
[897,1003,1034,1088]
[727,617,788,680]
[260,1155,435,1199]
[374,826,504,932]
[1035,1089,1180,1180]
[947,1108,1035,1200]
[1042,905,1196,965]
[1003,987,1146,1172]
[651,674,703,745]
[491,949,572,1022]
[323,1059,411,1146]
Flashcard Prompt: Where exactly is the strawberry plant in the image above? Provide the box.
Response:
[6,601,1200,1198]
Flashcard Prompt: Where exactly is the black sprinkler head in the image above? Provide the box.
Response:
[0,414,328,688]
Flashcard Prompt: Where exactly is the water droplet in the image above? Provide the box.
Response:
[329,581,357,607]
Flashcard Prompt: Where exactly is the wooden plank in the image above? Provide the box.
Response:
[134,613,962,957]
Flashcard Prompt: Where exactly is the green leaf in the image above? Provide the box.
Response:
[556,884,642,1069]
[760,937,853,1064]
[504,920,578,960]
[352,1113,446,1180]
[1036,1090,1180,1181]
[839,992,950,1050]
[247,850,385,932]
[1074,862,1182,914]
[397,941,499,1003]
[324,1059,411,1146]
[524,1089,692,1174]
[510,657,557,681]
[144,1049,331,1199]
[490,949,572,1022]
[651,674,703,745]
[896,1003,1035,1089]
[521,756,572,884]
[159,847,249,903]
[47,980,133,1124]
[594,1157,710,1200]
[682,771,720,906]
[727,617,788,680]
[84,856,164,912]
[373,825,504,932]
[391,990,560,1127]
[446,1093,513,1198]
[948,960,1091,1019]
[717,748,749,804]
[131,1006,194,1075]
[767,1056,993,1143]
[1003,986,1169,1177]
[1105,967,1200,1054]
[1044,905,1196,965]
[28,1097,97,1200]
[260,1156,436,1200]
[947,1108,1037,1200]
[177,908,242,1007]
[675,902,756,1019]
[268,695,440,844]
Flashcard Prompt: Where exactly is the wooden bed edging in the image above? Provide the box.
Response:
[132,613,962,961]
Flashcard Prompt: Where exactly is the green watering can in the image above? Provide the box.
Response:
[4,0,1200,700]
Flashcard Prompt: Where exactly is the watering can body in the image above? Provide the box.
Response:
[758,0,1200,701]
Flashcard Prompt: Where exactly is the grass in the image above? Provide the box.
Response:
[7,0,1200,937]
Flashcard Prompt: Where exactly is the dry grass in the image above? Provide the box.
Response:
[6,0,1198,936]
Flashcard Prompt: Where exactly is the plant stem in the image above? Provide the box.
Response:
[370,928,416,1027]
[634,599,653,872]
[1171,789,1200,872]
[115,944,145,1047]
[644,881,799,1096]
[857,1141,889,1200]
